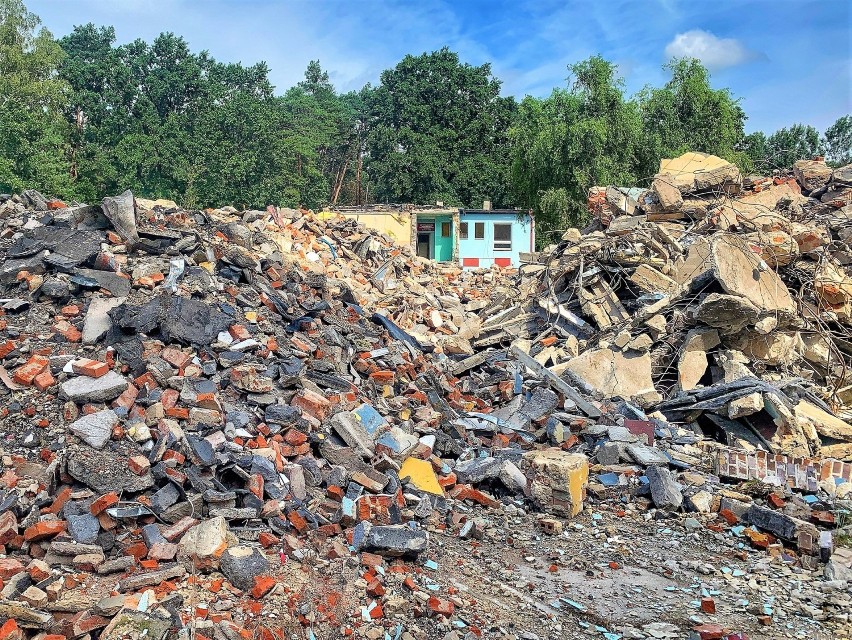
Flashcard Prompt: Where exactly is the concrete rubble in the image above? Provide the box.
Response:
[0,159,850,640]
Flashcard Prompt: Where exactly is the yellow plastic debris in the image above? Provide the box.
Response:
[244,311,258,323]
[398,457,444,496]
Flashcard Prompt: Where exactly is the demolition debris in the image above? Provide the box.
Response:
[0,153,850,640]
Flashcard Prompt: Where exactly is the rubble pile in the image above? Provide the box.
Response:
[0,156,849,640]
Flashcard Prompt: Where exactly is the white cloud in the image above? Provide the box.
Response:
[664,29,753,69]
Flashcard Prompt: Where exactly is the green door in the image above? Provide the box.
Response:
[434,216,453,262]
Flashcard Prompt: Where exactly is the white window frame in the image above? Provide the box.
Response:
[493,223,512,251]
[460,222,468,239]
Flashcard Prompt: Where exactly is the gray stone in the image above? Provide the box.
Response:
[141,523,166,548]
[746,504,814,541]
[101,609,172,640]
[497,460,527,493]
[82,297,126,344]
[117,565,186,592]
[66,447,154,494]
[68,410,118,449]
[626,444,669,466]
[96,556,136,575]
[219,545,270,591]
[596,442,621,466]
[352,522,428,557]
[149,483,181,515]
[60,371,128,403]
[66,513,100,545]
[454,457,502,484]
[329,411,376,459]
[101,190,139,248]
[645,466,682,510]
[695,293,759,334]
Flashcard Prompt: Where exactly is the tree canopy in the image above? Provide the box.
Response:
[0,1,847,242]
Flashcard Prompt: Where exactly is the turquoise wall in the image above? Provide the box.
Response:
[458,212,533,268]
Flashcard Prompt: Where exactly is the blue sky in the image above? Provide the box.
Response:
[29,0,850,133]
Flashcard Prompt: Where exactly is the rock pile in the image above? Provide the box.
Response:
[0,158,850,640]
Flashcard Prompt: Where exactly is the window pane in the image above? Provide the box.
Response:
[474,222,485,239]
[441,222,451,237]
[493,223,512,251]
[460,222,468,239]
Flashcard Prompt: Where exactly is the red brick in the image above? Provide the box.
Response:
[427,596,455,617]
[700,597,716,614]
[71,612,110,636]
[161,516,199,542]
[0,619,22,640]
[112,384,139,410]
[287,510,308,534]
[0,511,17,546]
[128,455,151,475]
[290,388,331,421]
[45,485,72,515]
[366,577,385,597]
[247,474,264,500]
[0,558,25,580]
[12,355,48,386]
[0,341,16,359]
[258,532,279,548]
[27,559,51,582]
[162,347,192,370]
[90,492,119,515]
[23,520,66,542]
[72,358,109,378]
[228,324,251,341]
[61,305,80,317]
[251,575,275,599]
[693,624,724,640]
[34,370,56,391]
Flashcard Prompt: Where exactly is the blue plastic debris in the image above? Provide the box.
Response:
[423,559,438,571]
[561,598,587,612]
[598,472,620,486]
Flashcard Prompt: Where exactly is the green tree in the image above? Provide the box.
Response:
[824,115,852,167]
[510,56,643,241]
[637,58,747,173]
[756,123,824,170]
[366,47,515,207]
[0,0,71,195]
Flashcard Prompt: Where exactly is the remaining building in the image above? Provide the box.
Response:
[323,202,534,269]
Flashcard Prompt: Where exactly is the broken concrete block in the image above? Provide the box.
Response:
[629,264,681,297]
[794,400,852,441]
[82,297,126,345]
[695,293,759,334]
[728,392,764,419]
[178,516,235,570]
[659,152,741,194]
[100,609,171,640]
[219,546,270,591]
[746,504,817,543]
[60,371,128,403]
[329,411,375,459]
[101,190,140,248]
[68,409,118,449]
[651,173,684,210]
[710,233,797,316]
[352,522,428,557]
[645,466,682,510]
[565,347,655,401]
[677,328,720,391]
[520,449,588,518]
[793,158,832,193]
